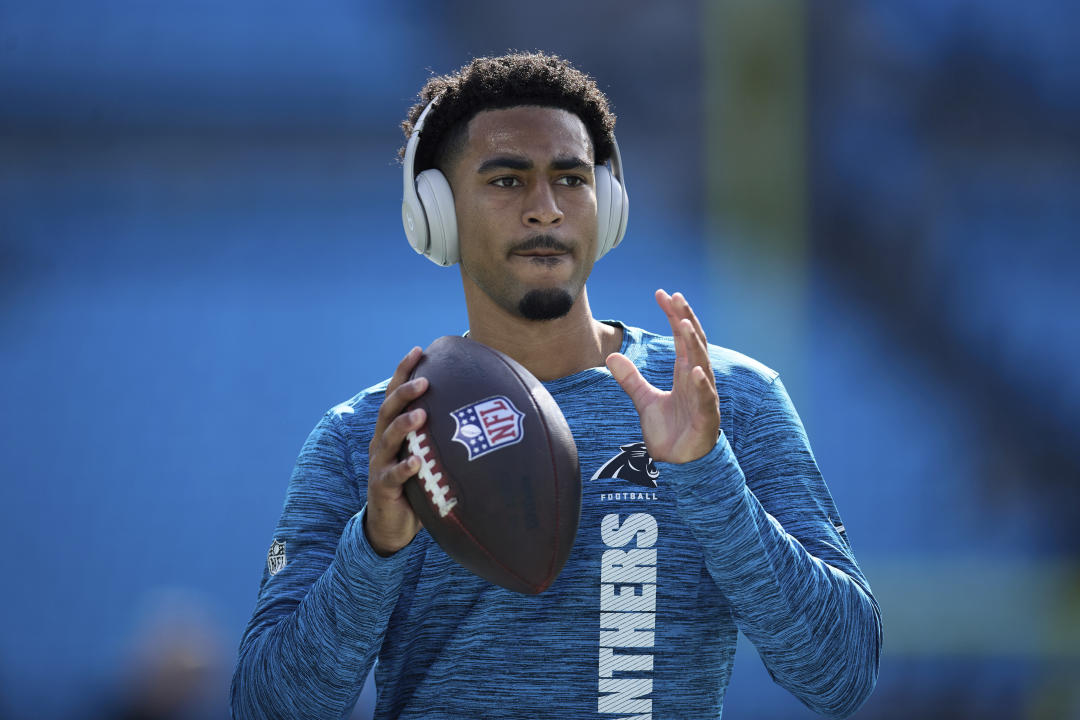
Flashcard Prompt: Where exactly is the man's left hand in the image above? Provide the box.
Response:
[606,290,721,464]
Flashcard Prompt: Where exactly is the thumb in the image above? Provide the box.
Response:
[606,352,656,412]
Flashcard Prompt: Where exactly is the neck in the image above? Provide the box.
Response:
[462,284,622,382]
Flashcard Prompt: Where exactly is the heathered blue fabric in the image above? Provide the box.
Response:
[231,323,882,719]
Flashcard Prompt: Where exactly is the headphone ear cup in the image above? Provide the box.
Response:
[594,165,618,260]
[613,174,628,252]
[415,169,459,266]
[402,191,429,257]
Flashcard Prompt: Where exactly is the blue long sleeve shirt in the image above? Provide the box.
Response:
[231,323,882,719]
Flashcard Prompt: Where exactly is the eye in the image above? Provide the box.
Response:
[490,176,523,188]
[555,175,586,187]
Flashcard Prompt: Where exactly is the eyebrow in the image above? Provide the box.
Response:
[476,155,593,174]
[477,155,532,174]
[551,156,592,171]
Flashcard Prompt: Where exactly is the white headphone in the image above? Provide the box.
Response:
[401,97,629,267]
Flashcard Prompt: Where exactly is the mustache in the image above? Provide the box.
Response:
[509,235,572,254]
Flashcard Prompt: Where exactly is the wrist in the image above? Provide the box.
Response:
[657,431,745,504]
[363,511,411,557]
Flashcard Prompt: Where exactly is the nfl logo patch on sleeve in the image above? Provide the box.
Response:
[267,539,287,576]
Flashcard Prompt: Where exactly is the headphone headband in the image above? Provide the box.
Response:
[401,97,442,261]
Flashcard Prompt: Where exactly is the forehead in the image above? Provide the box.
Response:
[461,106,593,163]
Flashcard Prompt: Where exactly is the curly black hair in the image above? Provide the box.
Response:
[400,51,616,174]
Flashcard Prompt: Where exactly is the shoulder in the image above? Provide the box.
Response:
[327,379,391,419]
[708,344,779,406]
[310,379,392,449]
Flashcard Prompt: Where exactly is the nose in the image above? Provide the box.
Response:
[522,182,563,228]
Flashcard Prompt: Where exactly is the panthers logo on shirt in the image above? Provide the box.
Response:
[591,442,660,488]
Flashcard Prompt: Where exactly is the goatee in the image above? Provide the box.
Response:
[518,288,574,321]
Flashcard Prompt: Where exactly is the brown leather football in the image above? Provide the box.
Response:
[400,335,580,594]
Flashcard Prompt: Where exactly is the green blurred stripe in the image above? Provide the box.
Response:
[865,556,1080,657]
[704,0,808,255]
[703,0,810,392]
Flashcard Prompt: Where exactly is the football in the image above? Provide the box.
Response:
[400,335,581,594]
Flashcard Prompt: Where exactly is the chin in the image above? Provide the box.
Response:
[517,287,575,321]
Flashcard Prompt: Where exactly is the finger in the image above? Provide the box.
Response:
[679,318,717,392]
[606,352,659,412]
[692,365,722,421]
[679,317,710,371]
[373,346,424,435]
[666,293,710,379]
[386,346,423,397]
[373,374,429,444]
[374,455,422,493]
[655,289,682,336]
[670,292,708,346]
[654,290,688,362]
[658,291,709,368]
[374,406,427,466]
[666,292,713,376]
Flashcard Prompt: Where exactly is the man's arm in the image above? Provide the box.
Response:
[231,348,430,719]
[230,411,411,719]
[607,290,881,718]
[665,376,881,719]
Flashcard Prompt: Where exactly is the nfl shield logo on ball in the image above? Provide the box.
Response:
[451,395,525,460]
[267,539,287,576]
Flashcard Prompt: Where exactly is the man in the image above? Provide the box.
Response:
[231,52,881,719]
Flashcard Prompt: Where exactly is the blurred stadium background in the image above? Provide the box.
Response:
[2,1,1078,718]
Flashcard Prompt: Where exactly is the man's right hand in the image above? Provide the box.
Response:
[365,346,428,557]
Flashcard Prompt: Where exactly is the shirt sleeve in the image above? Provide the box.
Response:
[230,409,415,720]
[663,375,882,720]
